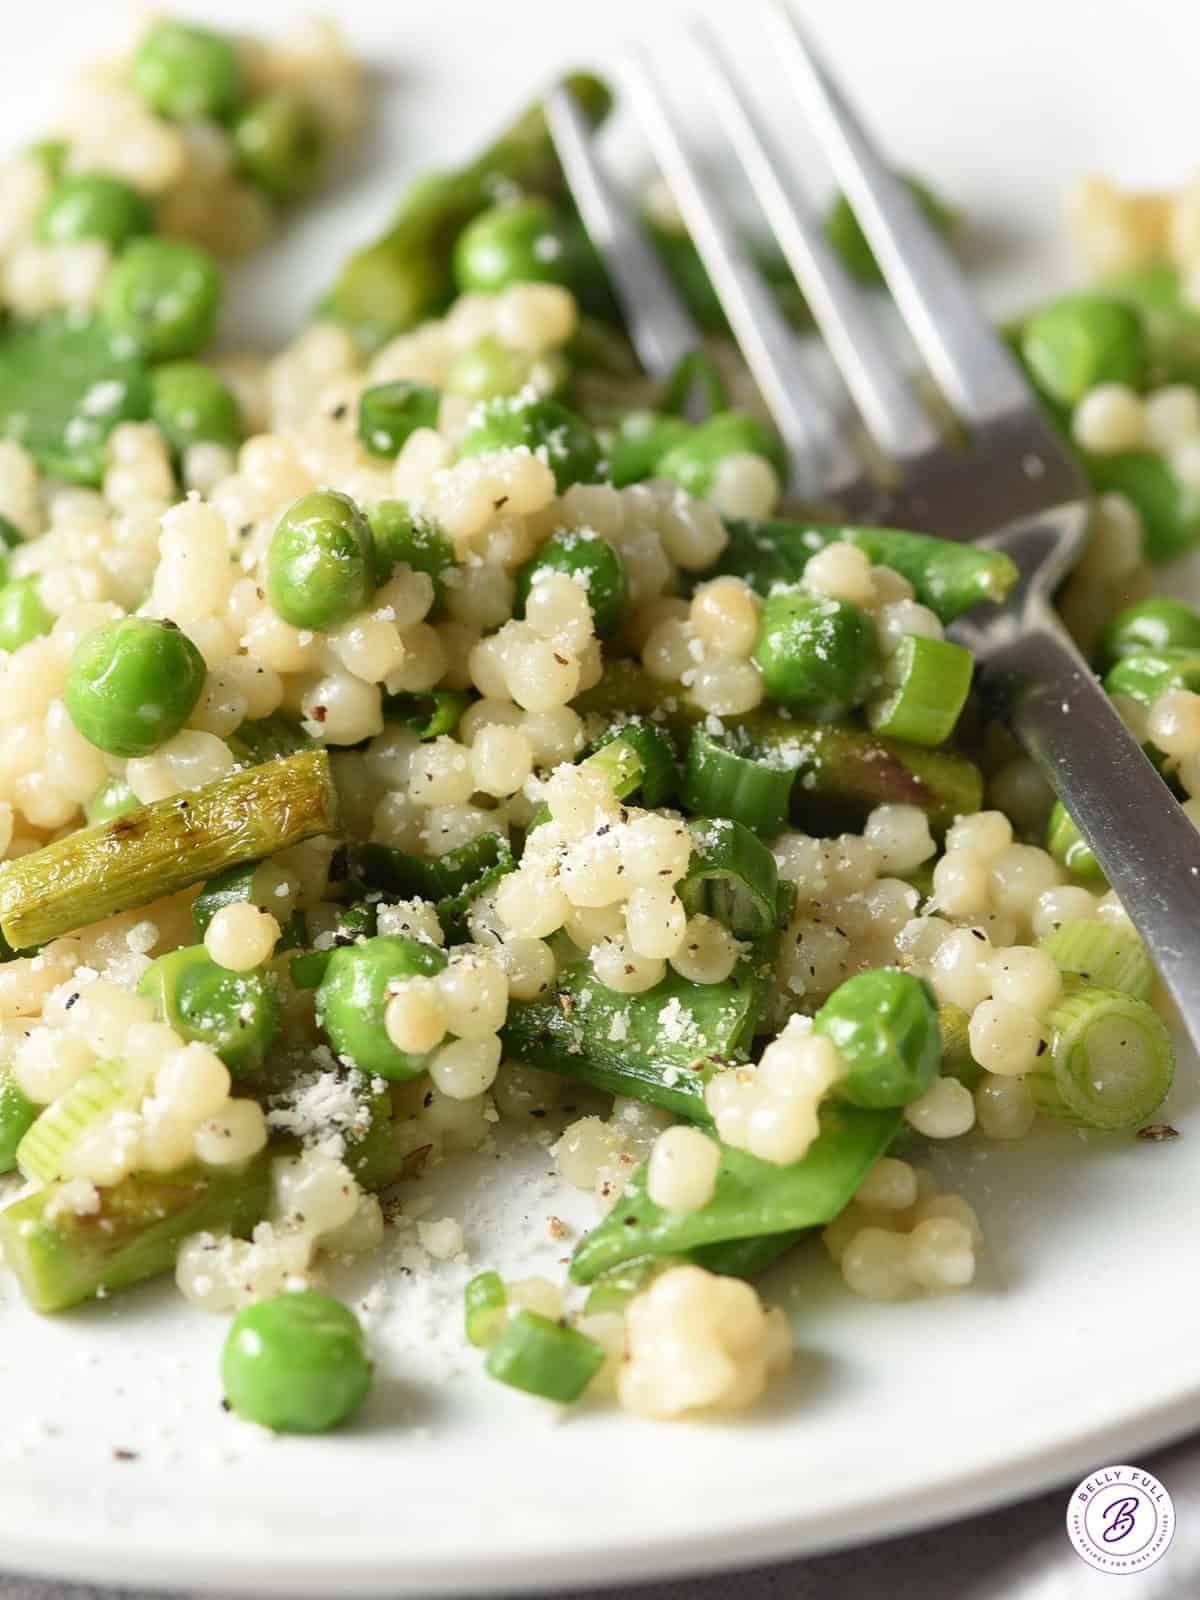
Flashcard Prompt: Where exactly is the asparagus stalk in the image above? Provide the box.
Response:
[576,662,982,829]
[329,74,613,346]
[716,519,1018,623]
[0,1160,272,1313]
[0,750,337,951]
[569,1104,901,1283]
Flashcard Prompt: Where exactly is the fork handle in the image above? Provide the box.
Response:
[976,604,1200,1041]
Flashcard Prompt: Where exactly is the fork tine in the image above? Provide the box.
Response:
[545,87,699,382]
[766,1,1031,428]
[688,23,941,465]
[621,51,858,493]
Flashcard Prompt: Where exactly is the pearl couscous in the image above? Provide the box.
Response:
[0,13,1190,1436]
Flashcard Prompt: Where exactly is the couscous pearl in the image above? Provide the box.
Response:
[863,804,936,875]
[590,935,666,995]
[1031,885,1097,938]
[193,1099,268,1166]
[1147,688,1200,758]
[428,1035,502,1099]
[688,658,764,715]
[932,851,992,918]
[975,1073,1038,1140]
[944,809,1013,860]
[1072,383,1147,453]
[853,1156,918,1212]
[929,928,994,1010]
[988,946,1062,1013]
[491,937,557,1001]
[906,1217,975,1291]
[804,542,876,608]
[968,998,1043,1076]
[688,577,759,658]
[469,724,533,798]
[707,452,779,519]
[669,914,741,985]
[495,870,568,939]
[840,1226,914,1301]
[646,1125,722,1213]
[988,844,1062,919]
[904,1076,976,1138]
[436,956,508,1040]
[204,904,280,972]
[624,886,687,960]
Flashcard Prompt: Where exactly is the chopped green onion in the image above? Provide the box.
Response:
[678,816,781,939]
[1045,801,1105,881]
[483,1310,606,1403]
[344,833,513,938]
[585,718,678,808]
[17,1059,138,1183]
[658,349,730,418]
[1039,919,1155,1001]
[0,1068,38,1174]
[867,635,973,747]
[464,1270,508,1347]
[1029,987,1173,1130]
[682,727,794,838]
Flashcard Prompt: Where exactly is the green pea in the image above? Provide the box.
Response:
[221,1291,370,1434]
[365,500,454,592]
[607,411,694,488]
[1084,450,1200,563]
[131,21,242,123]
[814,969,940,1109]
[37,175,153,251]
[64,616,206,758]
[516,528,626,636]
[0,576,52,652]
[234,91,325,202]
[315,935,447,1081]
[1020,294,1146,411]
[84,777,139,826]
[459,396,603,493]
[655,410,787,499]
[825,174,956,284]
[28,140,68,181]
[267,489,375,629]
[150,361,241,455]
[102,238,222,361]
[445,335,567,403]
[140,946,281,1078]
[356,381,441,458]
[452,196,609,310]
[1097,596,1200,671]
[753,587,880,716]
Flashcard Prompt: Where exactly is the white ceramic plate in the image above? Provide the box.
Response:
[2,0,1200,1591]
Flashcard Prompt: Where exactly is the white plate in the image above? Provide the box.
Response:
[2,0,1200,1592]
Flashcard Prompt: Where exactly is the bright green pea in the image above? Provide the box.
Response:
[445,335,566,403]
[365,499,453,591]
[356,381,440,458]
[102,238,221,361]
[459,396,603,493]
[84,777,139,826]
[150,361,241,455]
[1097,596,1200,671]
[516,528,626,636]
[37,176,153,251]
[452,197,609,312]
[814,969,940,1109]
[140,946,281,1078]
[0,577,52,652]
[267,489,375,630]
[64,616,206,758]
[221,1291,370,1434]
[131,21,242,123]
[753,587,880,716]
[315,935,447,1081]
[655,410,787,499]
[1020,294,1146,411]
[607,411,693,488]
[233,91,325,202]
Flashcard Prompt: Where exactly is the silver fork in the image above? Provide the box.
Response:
[547,6,1200,1054]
